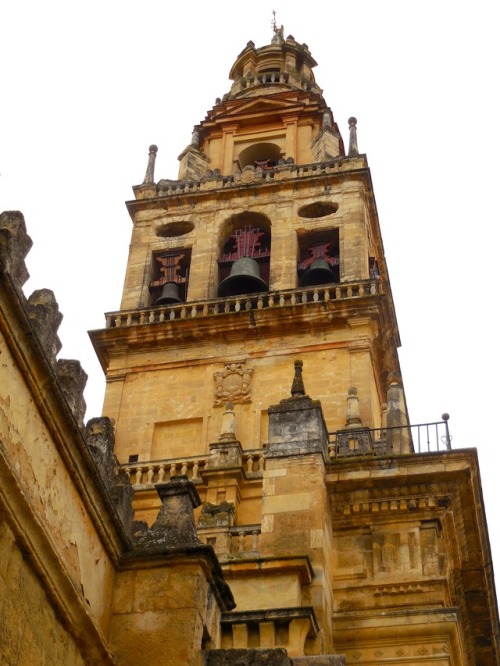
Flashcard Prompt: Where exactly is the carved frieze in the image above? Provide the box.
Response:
[214,362,253,406]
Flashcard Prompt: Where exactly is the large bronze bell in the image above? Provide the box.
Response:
[155,282,182,305]
[217,257,268,297]
[300,258,336,287]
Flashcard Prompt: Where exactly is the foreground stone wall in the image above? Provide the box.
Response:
[0,211,234,665]
[0,519,86,664]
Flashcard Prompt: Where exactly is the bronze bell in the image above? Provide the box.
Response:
[300,258,336,287]
[217,257,268,297]
[155,282,182,305]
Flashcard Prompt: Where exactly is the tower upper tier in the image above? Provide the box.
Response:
[174,32,345,180]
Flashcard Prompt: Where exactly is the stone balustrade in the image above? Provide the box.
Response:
[119,450,265,488]
[240,71,290,87]
[242,450,265,475]
[105,280,379,329]
[228,525,261,557]
[155,156,363,197]
[120,455,209,487]
[220,607,319,657]
[118,419,449,493]
[199,524,262,559]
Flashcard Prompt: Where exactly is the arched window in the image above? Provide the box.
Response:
[149,249,191,305]
[237,143,282,170]
[297,230,340,287]
[217,212,271,297]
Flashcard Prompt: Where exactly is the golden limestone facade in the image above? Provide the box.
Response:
[1,28,499,665]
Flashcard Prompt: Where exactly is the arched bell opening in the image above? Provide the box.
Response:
[149,249,191,306]
[237,142,283,171]
[297,229,340,287]
[217,212,271,298]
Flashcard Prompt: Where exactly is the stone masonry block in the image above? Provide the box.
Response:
[56,358,87,427]
[0,210,33,289]
[26,288,62,365]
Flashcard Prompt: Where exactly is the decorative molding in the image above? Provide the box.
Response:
[214,362,253,406]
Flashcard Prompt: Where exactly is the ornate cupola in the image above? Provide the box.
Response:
[174,28,344,182]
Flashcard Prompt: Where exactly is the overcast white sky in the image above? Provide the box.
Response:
[2,0,500,595]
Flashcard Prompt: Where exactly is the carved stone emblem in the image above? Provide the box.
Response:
[214,362,253,406]
[233,165,263,185]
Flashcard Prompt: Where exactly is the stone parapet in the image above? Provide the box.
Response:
[149,156,367,198]
[104,279,380,329]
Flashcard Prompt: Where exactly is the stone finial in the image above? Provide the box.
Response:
[56,359,87,427]
[322,111,332,130]
[137,476,201,549]
[142,144,158,184]
[380,402,388,432]
[345,386,363,428]
[219,402,236,441]
[385,381,411,453]
[0,210,33,289]
[190,129,200,148]
[291,359,305,397]
[386,381,405,423]
[26,289,62,365]
[348,117,359,157]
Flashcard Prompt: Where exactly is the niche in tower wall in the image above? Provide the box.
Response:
[237,141,283,170]
[298,228,340,287]
[149,249,191,305]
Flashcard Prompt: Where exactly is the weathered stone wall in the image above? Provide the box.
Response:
[0,211,119,663]
[110,561,219,665]
[1,212,236,666]
[0,519,86,664]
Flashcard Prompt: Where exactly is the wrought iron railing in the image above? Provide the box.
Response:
[328,416,451,459]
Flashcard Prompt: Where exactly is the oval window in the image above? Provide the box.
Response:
[298,202,338,219]
[156,221,195,238]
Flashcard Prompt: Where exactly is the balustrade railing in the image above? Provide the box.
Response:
[106,279,379,328]
[199,525,261,559]
[119,422,451,490]
[241,71,289,87]
[242,450,265,475]
[156,158,359,197]
[120,454,209,487]
[119,450,265,488]
[328,419,452,459]
[228,524,261,557]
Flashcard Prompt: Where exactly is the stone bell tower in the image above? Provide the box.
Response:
[90,26,499,665]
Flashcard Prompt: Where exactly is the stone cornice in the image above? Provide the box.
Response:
[128,156,369,209]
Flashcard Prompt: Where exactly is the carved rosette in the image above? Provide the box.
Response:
[213,362,253,406]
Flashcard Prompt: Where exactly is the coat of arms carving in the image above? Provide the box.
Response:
[213,362,253,406]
